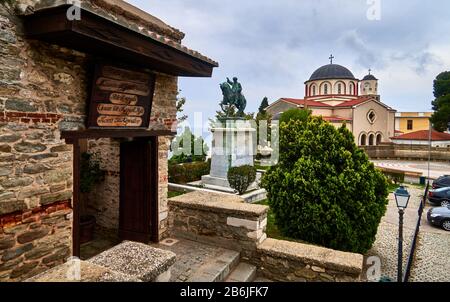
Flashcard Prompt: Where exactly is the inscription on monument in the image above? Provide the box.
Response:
[87,63,155,129]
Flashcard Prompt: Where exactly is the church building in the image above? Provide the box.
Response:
[266,57,397,146]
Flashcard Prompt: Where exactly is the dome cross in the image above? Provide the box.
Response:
[329,54,335,64]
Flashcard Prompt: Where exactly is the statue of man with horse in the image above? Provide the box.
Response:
[219,77,247,117]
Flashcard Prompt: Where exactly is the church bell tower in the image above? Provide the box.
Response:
[360,69,378,98]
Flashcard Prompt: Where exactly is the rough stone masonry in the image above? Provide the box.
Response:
[0,0,178,281]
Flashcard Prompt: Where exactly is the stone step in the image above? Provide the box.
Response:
[225,262,257,282]
[187,249,240,282]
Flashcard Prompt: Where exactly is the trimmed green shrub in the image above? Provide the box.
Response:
[279,108,312,124]
[169,160,211,184]
[227,165,257,195]
[261,115,388,254]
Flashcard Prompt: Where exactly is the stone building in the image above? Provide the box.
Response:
[0,0,217,281]
[266,59,397,146]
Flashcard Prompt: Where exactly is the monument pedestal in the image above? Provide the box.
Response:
[201,120,257,191]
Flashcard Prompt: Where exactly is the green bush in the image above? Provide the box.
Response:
[261,115,388,254]
[227,165,257,195]
[279,108,312,124]
[169,160,211,184]
[80,152,105,194]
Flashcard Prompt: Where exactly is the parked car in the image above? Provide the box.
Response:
[427,206,450,231]
[432,175,450,189]
[428,187,450,207]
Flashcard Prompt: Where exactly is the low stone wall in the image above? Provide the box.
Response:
[255,238,363,282]
[168,192,268,259]
[0,201,72,281]
[362,145,450,161]
[168,192,364,281]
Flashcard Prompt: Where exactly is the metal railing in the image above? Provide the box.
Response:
[403,182,430,282]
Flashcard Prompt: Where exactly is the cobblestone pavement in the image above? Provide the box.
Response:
[365,186,450,282]
[409,232,450,282]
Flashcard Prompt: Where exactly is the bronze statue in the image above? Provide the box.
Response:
[219,77,247,117]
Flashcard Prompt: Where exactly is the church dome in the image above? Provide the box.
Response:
[362,74,378,81]
[309,64,356,81]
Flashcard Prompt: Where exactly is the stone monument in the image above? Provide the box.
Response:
[201,78,258,191]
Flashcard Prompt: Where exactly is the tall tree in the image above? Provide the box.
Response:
[176,96,188,124]
[258,97,270,115]
[430,71,450,132]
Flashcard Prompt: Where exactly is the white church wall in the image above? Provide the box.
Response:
[353,101,395,146]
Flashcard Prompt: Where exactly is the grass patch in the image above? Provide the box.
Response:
[168,191,186,198]
[256,200,308,244]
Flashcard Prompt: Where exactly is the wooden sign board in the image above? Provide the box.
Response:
[87,64,155,129]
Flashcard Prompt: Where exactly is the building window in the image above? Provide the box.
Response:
[312,86,316,96]
[338,84,342,94]
[369,134,375,146]
[360,134,367,146]
[407,120,413,130]
[324,84,328,95]
[367,110,376,124]
[349,83,354,95]
[377,134,382,145]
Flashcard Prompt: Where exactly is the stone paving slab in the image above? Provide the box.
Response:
[26,260,141,282]
[225,263,257,282]
[150,238,240,282]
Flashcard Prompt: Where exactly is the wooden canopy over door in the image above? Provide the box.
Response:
[62,129,174,257]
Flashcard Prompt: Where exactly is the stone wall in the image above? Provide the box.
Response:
[0,201,72,281]
[255,238,363,282]
[0,1,88,281]
[0,1,178,280]
[362,145,450,161]
[168,192,268,259]
[168,191,364,282]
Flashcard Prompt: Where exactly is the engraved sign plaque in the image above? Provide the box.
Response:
[87,63,155,129]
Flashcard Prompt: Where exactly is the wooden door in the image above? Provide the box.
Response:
[119,137,159,243]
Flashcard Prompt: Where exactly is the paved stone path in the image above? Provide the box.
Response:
[371,160,450,180]
[365,186,450,282]
[409,232,450,282]
[150,238,240,282]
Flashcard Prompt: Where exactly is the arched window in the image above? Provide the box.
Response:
[338,83,342,94]
[369,134,375,146]
[324,84,328,95]
[349,83,354,95]
[376,134,382,145]
[312,86,316,96]
[360,134,367,146]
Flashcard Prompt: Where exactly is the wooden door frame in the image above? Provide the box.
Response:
[62,130,173,257]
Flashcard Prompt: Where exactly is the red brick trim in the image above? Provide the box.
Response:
[0,112,63,124]
[0,200,72,229]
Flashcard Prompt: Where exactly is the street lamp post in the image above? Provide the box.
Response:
[394,186,411,283]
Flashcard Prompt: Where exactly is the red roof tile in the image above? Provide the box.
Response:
[322,116,352,122]
[281,98,331,107]
[391,130,450,141]
[332,97,371,107]
[280,97,372,108]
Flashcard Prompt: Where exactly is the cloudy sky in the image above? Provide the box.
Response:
[127,0,450,133]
